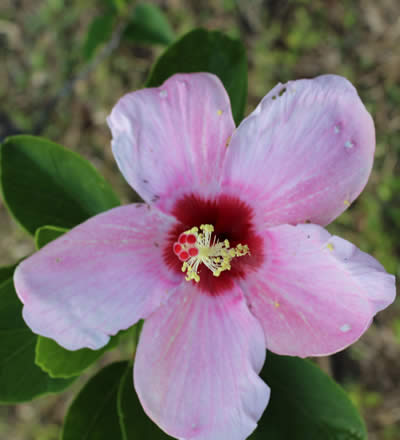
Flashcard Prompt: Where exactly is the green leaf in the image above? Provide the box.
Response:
[0,279,74,403]
[0,262,18,286]
[123,3,175,46]
[250,353,367,440]
[146,28,248,125]
[62,362,128,440]
[83,13,116,60]
[101,0,125,13]
[118,367,173,439]
[0,135,120,236]
[35,225,68,249]
[35,335,119,379]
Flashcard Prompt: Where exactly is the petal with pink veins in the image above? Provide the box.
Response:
[221,75,375,228]
[134,283,270,440]
[107,73,235,215]
[240,223,395,357]
[14,204,182,351]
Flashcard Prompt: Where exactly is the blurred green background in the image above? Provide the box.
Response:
[1,0,399,439]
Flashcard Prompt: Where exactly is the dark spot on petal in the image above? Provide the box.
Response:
[278,87,287,96]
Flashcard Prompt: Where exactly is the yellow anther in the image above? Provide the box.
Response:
[326,243,334,251]
[274,301,280,308]
[217,109,223,116]
[180,224,249,283]
[344,199,350,207]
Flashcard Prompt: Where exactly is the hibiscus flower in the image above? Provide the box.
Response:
[14,73,395,440]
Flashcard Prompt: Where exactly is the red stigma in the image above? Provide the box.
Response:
[179,250,189,261]
[173,243,182,255]
[186,234,197,244]
[188,247,199,257]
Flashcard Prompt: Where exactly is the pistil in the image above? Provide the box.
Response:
[173,224,249,283]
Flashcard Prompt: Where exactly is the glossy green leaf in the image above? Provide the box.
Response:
[62,362,128,440]
[146,28,247,125]
[123,3,175,46]
[0,279,74,403]
[35,335,119,379]
[83,13,116,60]
[250,353,367,439]
[0,135,120,236]
[35,225,68,249]
[118,367,173,439]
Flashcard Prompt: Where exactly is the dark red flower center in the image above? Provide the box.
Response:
[164,193,264,296]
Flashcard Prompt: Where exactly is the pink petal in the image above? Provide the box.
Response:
[107,73,235,215]
[14,204,182,350]
[241,224,395,357]
[134,283,270,440]
[221,75,375,227]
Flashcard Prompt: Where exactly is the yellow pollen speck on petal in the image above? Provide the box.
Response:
[217,109,223,116]
[179,224,250,283]
[225,136,231,148]
[344,199,350,207]
[274,301,280,308]
[326,243,334,251]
